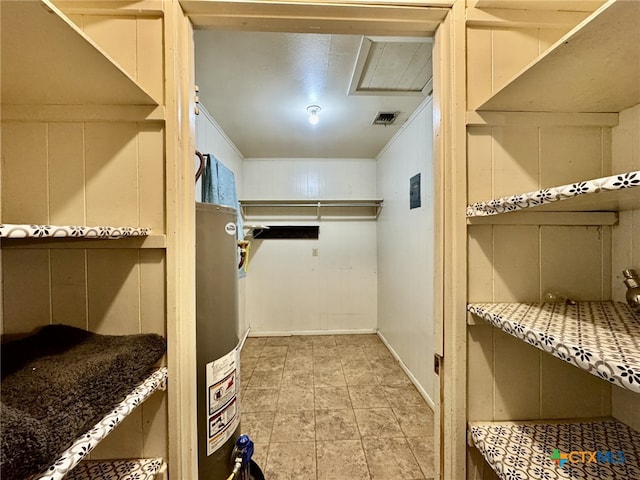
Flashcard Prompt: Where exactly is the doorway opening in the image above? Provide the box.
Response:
[187,3,452,478]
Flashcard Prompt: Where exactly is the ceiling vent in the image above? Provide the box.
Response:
[373,112,399,125]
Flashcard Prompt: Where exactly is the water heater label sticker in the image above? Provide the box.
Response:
[205,347,240,455]
[225,222,237,236]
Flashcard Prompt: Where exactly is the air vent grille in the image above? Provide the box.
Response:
[373,112,400,125]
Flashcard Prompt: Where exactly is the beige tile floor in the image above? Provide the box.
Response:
[239,334,435,480]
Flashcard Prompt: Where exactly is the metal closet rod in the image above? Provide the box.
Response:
[239,201,382,207]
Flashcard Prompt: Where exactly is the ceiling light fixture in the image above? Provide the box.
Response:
[307,105,321,125]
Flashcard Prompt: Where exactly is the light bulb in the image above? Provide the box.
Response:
[307,105,321,125]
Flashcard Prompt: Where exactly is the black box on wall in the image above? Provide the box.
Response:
[410,173,421,209]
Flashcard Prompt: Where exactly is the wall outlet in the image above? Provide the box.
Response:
[312,248,319,257]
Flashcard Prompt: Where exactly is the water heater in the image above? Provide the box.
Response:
[195,202,241,479]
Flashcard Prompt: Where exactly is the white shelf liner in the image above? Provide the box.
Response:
[467,302,640,393]
[65,458,164,480]
[469,418,640,480]
[0,224,151,239]
[466,171,640,217]
[30,367,168,480]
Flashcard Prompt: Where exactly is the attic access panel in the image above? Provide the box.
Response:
[349,36,433,96]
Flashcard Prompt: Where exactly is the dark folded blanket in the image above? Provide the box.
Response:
[0,325,166,480]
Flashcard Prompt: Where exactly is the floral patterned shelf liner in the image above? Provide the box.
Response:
[469,418,640,480]
[467,302,640,393]
[30,367,168,480]
[466,171,640,217]
[0,224,151,239]
[65,458,164,480]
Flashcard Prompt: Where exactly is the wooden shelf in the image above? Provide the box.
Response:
[467,211,619,226]
[467,302,640,393]
[466,171,640,217]
[476,0,640,112]
[0,224,152,239]
[240,199,383,220]
[1,0,159,106]
[469,418,640,479]
[1,235,167,250]
[65,458,165,480]
[31,368,168,480]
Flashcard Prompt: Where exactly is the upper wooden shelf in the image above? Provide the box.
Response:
[0,224,151,239]
[468,301,640,394]
[476,0,640,113]
[1,0,159,107]
[0,224,167,249]
[469,418,640,480]
[466,171,640,217]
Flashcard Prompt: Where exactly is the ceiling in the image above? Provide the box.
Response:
[194,30,432,159]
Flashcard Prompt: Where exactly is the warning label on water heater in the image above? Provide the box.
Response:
[205,347,240,456]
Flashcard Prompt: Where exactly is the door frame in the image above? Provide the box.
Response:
[179,1,467,478]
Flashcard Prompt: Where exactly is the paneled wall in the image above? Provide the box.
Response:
[195,105,244,203]
[1,121,166,334]
[1,6,168,461]
[465,123,620,479]
[1,119,167,460]
[465,10,588,110]
[466,121,614,424]
[195,105,247,334]
[464,8,614,477]
[466,104,640,435]
[242,157,378,335]
[64,11,164,102]
[611,103,640,431]
[377,98,435,404]
[611,104,640,302]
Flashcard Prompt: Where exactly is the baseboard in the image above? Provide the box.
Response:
[376,330,436,411]
[239,327,251,351]
[248,328,377,337]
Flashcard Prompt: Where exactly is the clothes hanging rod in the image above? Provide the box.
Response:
[239,199,383,207]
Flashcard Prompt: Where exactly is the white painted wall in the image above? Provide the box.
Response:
[195,105,248,335]
[195,105,244,202]
[197,101,438,407]
[376,98,435,404]
[243,158,378,334]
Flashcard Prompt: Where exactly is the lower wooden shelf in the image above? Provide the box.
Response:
[65,458,165,480]
[467,302,640,393]
[469,418,640,479]
[29,367,168,480]
[1,234,167,249]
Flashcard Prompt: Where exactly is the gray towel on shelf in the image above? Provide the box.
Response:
[0,324,166,480]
